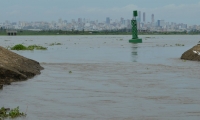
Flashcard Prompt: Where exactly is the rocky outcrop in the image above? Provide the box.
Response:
[0,46,43,86]
[181,44,200,61]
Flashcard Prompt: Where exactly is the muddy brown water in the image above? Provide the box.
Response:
[1,35,200,120]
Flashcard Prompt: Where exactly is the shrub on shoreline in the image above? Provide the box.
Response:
[10,44,27,50]
[0,107,26,119]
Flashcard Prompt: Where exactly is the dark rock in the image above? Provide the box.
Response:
[0,46,43,85]
[181,45,200,61]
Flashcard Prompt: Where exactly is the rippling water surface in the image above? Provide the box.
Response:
[1,35,200,120]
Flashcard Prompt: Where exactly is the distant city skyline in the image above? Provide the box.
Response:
[0,14,196,33]
[0,0,200,25]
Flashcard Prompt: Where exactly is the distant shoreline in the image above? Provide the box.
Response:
[0,30,199,36]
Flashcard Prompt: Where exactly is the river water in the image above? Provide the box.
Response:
[0,35,200,120]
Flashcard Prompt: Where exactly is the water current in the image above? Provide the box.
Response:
[0,35,200,120]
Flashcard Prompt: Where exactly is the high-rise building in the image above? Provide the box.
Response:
[151,14,154,23]
[138,11,141,22]
[106,17,110,24]
[83,18,85,23]
[63,20,67,23]
[143,12,146,23]
[58,18,62,24]
[120,17,124,24]
[95,20,98,24]
[78,18,82,23]
[157,20,165,27]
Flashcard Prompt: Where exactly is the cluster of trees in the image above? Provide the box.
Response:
[0,29,200,35]
[188,29,200,34]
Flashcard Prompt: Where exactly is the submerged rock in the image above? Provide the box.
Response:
[181,45,200,61]
[0,46,43,85]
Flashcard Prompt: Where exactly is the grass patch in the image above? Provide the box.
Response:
[11,44,47,50]
[0,107,26,119]
[49,42,62,46]
[27,45,47,50]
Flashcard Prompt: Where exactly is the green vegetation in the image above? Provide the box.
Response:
[11,44,47,50]
[155,43,185,47]
[0,29,199,36]
[11,44,27,50]
[69,71,72,73]
[0,107,26,119]
[175,43,185,46]
[145,37,155,38]
[49,42,62,46]
[27,45,47,50]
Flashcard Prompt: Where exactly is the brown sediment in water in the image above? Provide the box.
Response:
[181,44,200,61]
[0,46,43,87]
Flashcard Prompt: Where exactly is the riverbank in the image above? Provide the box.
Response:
[0,46,43,86]
[181,44,200,61]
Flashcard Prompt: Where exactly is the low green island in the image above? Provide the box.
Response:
[10,44,47,50]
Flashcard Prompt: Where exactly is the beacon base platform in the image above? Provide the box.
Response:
[129,38,142,43]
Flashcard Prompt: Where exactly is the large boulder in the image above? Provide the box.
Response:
[181,44,200,61]
[0,46,43,85]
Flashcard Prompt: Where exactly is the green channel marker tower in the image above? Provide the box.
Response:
[129,10,142,43]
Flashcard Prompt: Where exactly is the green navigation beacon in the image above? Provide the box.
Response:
[129,10,142,43]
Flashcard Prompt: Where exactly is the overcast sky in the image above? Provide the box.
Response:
[0,0,200,25]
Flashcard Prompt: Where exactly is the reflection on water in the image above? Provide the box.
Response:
[131,44,138,62]
[1,35,200,120]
